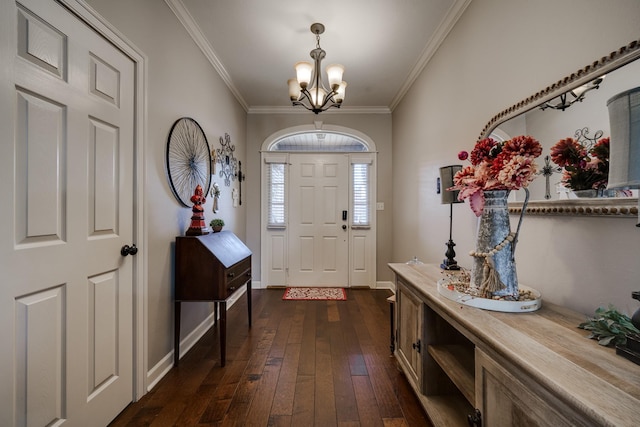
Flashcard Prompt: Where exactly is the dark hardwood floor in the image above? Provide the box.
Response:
[110,288,432,426]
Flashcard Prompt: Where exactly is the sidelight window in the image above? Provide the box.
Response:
[352,163,370,226]
[267,163,286,228]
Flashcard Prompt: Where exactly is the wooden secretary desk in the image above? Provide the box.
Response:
[174,231,252,367]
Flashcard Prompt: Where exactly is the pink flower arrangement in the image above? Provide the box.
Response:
[549,136,609,191]
[451,136,542,216]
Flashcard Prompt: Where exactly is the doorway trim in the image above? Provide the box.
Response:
[260,124,377,289]
[261,123,377,153]
[59,0,148,399]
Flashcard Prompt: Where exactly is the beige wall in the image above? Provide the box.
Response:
[245,113,394,284]
[85,0,640,380]
[86,0,247,369]
[392,0,640,315]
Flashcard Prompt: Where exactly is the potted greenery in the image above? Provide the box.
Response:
[209,218,225,232]
[578,305,640,346]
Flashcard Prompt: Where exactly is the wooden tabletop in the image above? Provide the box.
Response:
[389,263,640,426]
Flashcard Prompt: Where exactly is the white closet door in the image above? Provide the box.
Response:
[0,1,136,425]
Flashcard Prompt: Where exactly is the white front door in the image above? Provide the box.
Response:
[288,154,349,286]
[0,1,135,425]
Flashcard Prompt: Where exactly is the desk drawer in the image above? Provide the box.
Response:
[222,258,251,298]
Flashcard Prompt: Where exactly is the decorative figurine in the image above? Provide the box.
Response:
[211,182,221,213]
[186,184,209,236]
[232,188,239,208]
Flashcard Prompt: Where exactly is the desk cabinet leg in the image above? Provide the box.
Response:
[220,301,227,367]
[174,301,181,366]
[214,301,218,327]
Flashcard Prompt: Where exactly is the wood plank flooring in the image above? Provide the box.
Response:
[109,289,432,426]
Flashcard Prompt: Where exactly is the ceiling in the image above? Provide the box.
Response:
[167,0,471,113]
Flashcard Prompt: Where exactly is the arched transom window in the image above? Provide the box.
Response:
[270,131,369,152]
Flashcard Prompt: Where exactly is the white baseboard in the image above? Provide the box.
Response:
[146,286,248,391]
[376,280,395,292]
[256,280,393,291]
[146,352,175,391]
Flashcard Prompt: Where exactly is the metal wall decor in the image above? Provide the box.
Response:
[238,161,245,205]
[216,133,238,186]
[166,117,212,207]
[539,155,562,200]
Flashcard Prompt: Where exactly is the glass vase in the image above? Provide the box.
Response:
[572,189,598,198]
[471,190,522,300]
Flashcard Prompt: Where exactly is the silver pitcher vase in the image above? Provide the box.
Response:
[471,189,529,300]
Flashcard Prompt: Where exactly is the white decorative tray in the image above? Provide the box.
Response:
[437,279,542,313]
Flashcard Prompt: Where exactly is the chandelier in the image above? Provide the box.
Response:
[288,23,347,114]
[540,76,605,111]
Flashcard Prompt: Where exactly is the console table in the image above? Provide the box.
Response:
[389,262,640,426]
[174,231,252,367]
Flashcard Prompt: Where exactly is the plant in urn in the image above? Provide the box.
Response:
[451,136,542,300]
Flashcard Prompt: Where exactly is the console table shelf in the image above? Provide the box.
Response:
[427,344,475,405]
[389,262,640,426]
[420,394,472,427]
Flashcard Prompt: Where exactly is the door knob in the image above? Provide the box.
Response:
[121,244,138,256]
[342,225,347,230]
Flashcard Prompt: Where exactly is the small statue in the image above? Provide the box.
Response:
[211,182,220,213]
[186,184,209,236]
[232,188,239,208]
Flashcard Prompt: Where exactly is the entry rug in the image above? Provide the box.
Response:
[282,287,347,301]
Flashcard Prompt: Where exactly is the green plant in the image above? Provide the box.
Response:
[209,218,225,227]
[578,305,640,347]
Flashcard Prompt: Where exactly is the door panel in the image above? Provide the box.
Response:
[14,287,65,427]
[15,89,66,244]
[288,154,349,286]
[1,1,135,426]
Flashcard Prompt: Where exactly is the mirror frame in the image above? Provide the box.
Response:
[480,39,640,218]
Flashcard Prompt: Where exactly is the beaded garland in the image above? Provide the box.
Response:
[469,231,518,298]
[469,232,517,258]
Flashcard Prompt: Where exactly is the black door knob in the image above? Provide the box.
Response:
[342,225,347,230]
[121,244,138,256]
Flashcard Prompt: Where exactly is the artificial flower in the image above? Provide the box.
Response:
[451,136,542,216]
[550,136,609,191]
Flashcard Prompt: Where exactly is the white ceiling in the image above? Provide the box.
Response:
[167,0,471,113]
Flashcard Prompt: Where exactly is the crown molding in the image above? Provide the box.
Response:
[164,0,249,111]
[389,0,473,111]
[166,0,471,114]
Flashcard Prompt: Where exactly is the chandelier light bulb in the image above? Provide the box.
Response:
[295,62,313,88]
[288,79,301,101]
[335,81,347,103]
[310,87,327,107]
[326,64,344,90]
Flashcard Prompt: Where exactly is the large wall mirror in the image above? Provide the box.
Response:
[481,39,640,217]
